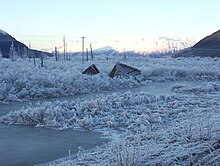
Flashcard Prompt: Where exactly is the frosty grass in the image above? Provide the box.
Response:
[0,56,220,165]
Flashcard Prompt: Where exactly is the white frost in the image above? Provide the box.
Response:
[0,57,219,102]
[0,56,220,165]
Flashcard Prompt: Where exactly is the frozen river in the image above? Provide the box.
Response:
[0,124,107,166]
[0,80,210,165]
[0,93,110,166]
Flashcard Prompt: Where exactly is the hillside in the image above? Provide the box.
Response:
[0,30,28,58]
[193,30,220,49]
[174,29,220,58]
[0,29,52,58]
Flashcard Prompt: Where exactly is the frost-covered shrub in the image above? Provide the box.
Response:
[0,58,141,102]
[171,82,220,94]
[1,57,220,102]
[28,89,220,166]
[103,134,142,166]
[0,92,158,130]
[1,90,220,133]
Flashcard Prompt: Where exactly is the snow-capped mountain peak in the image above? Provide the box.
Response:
[94,46,114,52]
[93,36,196,55]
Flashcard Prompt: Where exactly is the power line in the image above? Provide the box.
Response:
[12,34,121,42]
[14,35,81,38]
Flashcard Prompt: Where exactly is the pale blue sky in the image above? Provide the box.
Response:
[0,0,219,50]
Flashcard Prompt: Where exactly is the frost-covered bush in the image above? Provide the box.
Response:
[171,82,220,94]
[0,57,220,102]
[45,92,220,166]
[0,58,141,102]
[1,56,220,165]
[1,90,220,132]
[0,92,159,130]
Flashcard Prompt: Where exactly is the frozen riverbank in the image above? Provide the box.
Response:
[0,92,110,166]
[1,82,220,165]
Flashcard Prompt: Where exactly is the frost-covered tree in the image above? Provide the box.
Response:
[40,53,44,67]
[22,47,28,59]
[0,49,3,59]
[17,46,21,58]
[9,41,17,61]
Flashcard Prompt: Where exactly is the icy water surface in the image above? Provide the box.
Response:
[0,124,107,166]
[0,94,107,166]
[0,80,208,166]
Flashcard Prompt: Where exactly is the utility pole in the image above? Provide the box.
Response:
[86,48,88,61]
[55,46,58,61]
[29,42,36,66]
[81,36,86,63]
[123,49,127,60]
[63,36,66,60]
[90,43,93,60]
[66,42,70,61]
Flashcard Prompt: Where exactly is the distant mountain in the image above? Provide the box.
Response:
[91,37,196,58]
[31,35,195,58]
[1,29,194,59]
[174,29,220,58]
[94,46,114,52]
[112,37,196,55]
[0,29,52,58]
[92,46,167,58]
[142,37,195,54]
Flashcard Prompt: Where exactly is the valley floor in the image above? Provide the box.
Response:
[0,56,220,165]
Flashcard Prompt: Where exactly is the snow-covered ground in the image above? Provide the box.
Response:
[0,56,220,165]
[0,56,219,102]
[1,89,220,165]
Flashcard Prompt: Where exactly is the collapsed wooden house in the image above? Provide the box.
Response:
[109,62,141,79]
[82,64,100,75]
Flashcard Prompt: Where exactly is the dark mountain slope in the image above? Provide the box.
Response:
[173,29,220,58]
[193,30,220,49]
[0,30,27,58]
[0,29,52,58]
